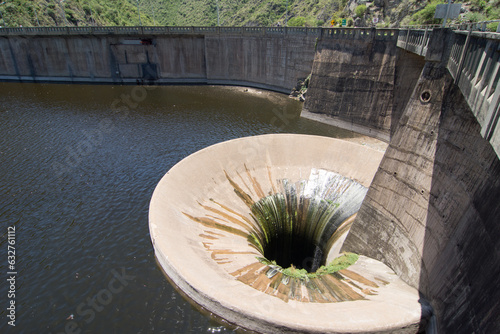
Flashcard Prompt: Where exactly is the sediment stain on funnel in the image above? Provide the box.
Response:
[184,166,381,303]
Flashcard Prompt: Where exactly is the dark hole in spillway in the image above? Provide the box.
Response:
[249,171,368,273]
[263,235,323,272]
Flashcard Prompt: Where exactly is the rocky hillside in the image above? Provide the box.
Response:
[344,0,499,30]
[0,0,498,30]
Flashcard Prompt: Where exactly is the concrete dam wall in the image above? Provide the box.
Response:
[303,27,500,332]
[339,30,500,333]
[301,29,426,142]
[0,27,318,93]
[344,61,500,333]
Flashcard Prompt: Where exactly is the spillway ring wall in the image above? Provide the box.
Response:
[149,134,424,333]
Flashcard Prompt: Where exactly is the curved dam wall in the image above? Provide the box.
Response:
[0,27,318,93]
[301,29,426,142]
[342,30,500,333]
[0,27,414,141]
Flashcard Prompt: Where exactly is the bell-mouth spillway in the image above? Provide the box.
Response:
[149,134,430,333]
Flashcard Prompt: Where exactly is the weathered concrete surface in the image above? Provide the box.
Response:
[342,59,500,333]
[391,50,426,138]
[0,33,317,93]
[343,60,453,288]
[149,134,429,333]
[302,30,401,142]
[204,35,315,92]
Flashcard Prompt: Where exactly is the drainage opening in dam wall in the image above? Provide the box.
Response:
[149,134,430,333]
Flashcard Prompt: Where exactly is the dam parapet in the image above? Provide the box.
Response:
[0,25,322,37]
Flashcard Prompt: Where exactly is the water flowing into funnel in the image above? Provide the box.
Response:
[249,169,367,272]
[184,166,372,302]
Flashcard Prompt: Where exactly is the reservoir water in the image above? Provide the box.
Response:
[0,82,372,333]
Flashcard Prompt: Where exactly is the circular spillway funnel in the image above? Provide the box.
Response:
[150,134,427,333]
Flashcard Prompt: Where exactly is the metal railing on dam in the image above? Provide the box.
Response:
[0,25,398,40]
[398,27,500,156]
[0,25,324,36]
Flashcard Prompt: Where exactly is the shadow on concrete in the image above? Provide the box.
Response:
[419,74,500,332]
[391,50,426,140]
[341,57,500,332]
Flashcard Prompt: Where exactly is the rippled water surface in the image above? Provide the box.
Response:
[0,83,363,333]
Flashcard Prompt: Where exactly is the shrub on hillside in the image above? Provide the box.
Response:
[487,22,499,32]
[65,8,78,25]
[288,16,306,26]
[355,4,367,18]
[46,8,57,22]
[411,0,444,25]
[82,5,92,16]
[465,11,488,22]
[470,0,487,12]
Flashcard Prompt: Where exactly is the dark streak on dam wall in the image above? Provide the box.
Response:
[0,32,317,93]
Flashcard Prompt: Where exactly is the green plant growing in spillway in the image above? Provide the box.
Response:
[282,265,309,279]
[258,252,359,281]
[315,252,359,275]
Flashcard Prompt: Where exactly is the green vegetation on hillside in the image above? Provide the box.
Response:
[0,0,349,27]
[354,4,367,18]
[410,0,444,25]
[407,0,499,29]
[150,0,347,27]
[0,0,497,29]
[0,0,153,27]
[466,0,500,30]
